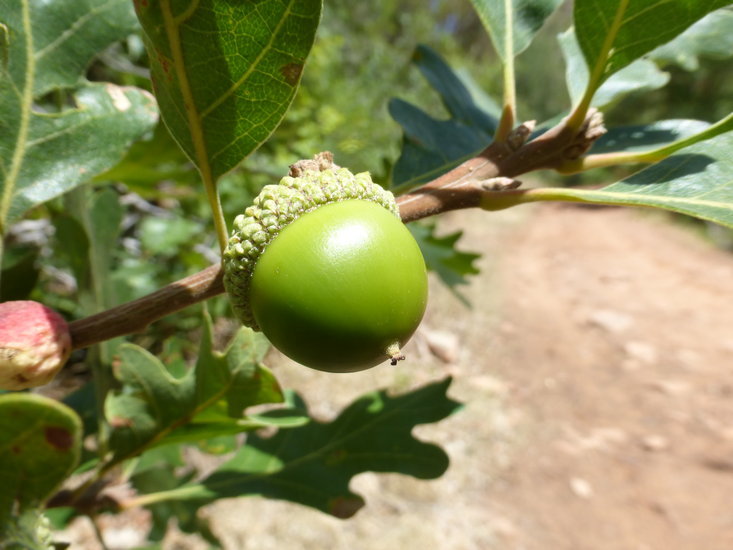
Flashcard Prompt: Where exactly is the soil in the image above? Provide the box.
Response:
[61,203,733,549]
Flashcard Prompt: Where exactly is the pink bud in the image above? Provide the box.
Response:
[0,301,72,390]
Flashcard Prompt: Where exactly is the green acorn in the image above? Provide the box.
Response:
[222,154,428,373]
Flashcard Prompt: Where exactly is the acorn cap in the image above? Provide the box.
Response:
[222,154,399,330]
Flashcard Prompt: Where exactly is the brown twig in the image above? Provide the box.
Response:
[68,112,605,351]
[69,265,224,349]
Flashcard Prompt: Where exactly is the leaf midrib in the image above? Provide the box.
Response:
[199,0,297,120]
[0,0,34,234]
[160,0,212,179]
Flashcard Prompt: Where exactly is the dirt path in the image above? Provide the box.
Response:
[483,205,733,550]
[63,203,733,549]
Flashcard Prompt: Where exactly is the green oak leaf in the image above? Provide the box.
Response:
[131,378,461,519]
[0,0,157,234]
[650,8,733,70]
[513,130,733,228]
[559,28,669,109]
[573,0,730,90]
[592,119,711,155]
[0,393,81,523]
[469,0,563,59]
[389,46,498,190]
[2,0,138,96]
[133,0,322,180]
[409,221,481,304]
[105,312,282,461]
[132,465,220,546]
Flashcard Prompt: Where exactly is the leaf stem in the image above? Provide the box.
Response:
[558,112,733,174]
[557,150,658,174]
[494,0,516,142]
[565,0,630,134]
[0,0,34,235]
[160,0,228,252]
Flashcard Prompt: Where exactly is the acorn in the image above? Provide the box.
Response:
[222,153,428,373]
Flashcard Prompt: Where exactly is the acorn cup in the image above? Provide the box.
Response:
[222,154,428,373]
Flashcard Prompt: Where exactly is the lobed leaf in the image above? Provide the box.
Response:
[134,0,322,180]
[133,464,220,546]
[134,378,461,519]
[390,46,497,190]
[469,0,563,60]
[573,0,730,90]
[409,221,481,304]
[0,0,157,233]
[106,313,282,461]
[411,45,500,131]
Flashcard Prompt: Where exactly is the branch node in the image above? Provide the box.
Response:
[507,120,536,151]
[563,109,607,160]
[481,177,522,191]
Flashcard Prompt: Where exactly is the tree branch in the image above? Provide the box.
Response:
[69,265,223,349]
[68,112,605,350]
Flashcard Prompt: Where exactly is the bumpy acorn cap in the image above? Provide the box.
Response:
[222,153,399,330]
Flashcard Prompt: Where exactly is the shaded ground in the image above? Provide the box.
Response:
[63,203,733,549]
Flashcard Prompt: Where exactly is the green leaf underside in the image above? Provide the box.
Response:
[650,8,733,70]
[0,0,157,232]
[106,313,281,461]
[531,131,733,228]
[559,28,669,109]
[0,393,81,516]
[390,46,498,189]
[469,0,563,60]
[574,0,731,88]
[136,378,461,519]
[592,119,711,154]
[134,0,322,180]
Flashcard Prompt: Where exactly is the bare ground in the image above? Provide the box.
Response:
[62,203,733,549]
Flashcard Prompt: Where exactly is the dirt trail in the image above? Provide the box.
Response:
[63,203,733,549]
[484,205,733,550]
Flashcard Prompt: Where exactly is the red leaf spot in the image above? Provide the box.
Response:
[11,445,21,454]
[44,426,73,451]
[281,63,303,86]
